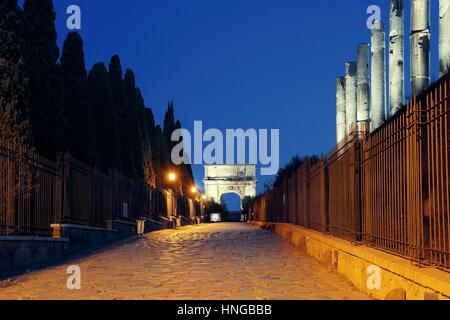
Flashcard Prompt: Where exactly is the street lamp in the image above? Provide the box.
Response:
[167,171,177,223]
[168,172,177,182]
[191,186,198,194]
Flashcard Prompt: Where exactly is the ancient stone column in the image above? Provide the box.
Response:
[357,43,370,133]
[411,0,430,96]
[371,21,387,131]
[345,62,357,135]
[390,0,405,116]
[440,0,450,76]
[336,76,347,144]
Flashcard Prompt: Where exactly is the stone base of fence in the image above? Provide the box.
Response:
[0,236,69,275]
[106,220,137,239]
[142,218,164,233]
[0,217,203,278]
[249,221,450,300]
[51,223,120,253]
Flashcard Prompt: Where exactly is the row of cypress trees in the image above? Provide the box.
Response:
[0,0,194,193]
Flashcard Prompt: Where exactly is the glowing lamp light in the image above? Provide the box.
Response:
[168,172,177,182]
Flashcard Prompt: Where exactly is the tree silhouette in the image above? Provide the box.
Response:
[0,0,194,192]
[136,88,156,186]
[22,0,65,159]
[124,69,144,179]
[61,32,95,165]
[163,101,175,150]
[87,62,121,172]
[109,55,133,176]
[0,0,31,146]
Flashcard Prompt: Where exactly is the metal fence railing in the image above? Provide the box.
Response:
[250,73,450,271]
[0,144,61,237]
[309,159,328,233]
[361,105,410,257]
[296,162,310,227]
[421,78,450,268]
[327,138,361,242]
[0,145,203,237]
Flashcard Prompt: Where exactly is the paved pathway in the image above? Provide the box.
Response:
[0,223,370,300]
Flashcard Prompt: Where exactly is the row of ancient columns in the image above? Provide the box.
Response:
[336,0,450,143]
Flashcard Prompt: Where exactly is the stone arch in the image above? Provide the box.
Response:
[219,191,243,211]
[203,165,257,210]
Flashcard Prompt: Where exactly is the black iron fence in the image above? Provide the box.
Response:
[250,74,450,270]
[0,144,61,237]
[0,147,203,237]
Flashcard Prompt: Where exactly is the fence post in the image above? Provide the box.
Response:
[353,139,362,241]
[6,145,16,234]
[321,158,329,233]
[305,159,311,227]
[59,152,72,224]
[406,97,425,263]
[91,167,97,225]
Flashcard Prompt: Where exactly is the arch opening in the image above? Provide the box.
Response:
[220,192,244,222]
[220,192,242,212]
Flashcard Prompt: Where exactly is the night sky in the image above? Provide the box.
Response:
[32,1,441,209]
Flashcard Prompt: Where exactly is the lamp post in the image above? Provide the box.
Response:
[167,172,177,222]
[190,186,200,223]
[201,194,207,223]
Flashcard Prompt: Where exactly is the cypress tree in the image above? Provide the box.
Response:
[60,32,95,164]
[123,69,143,179]
[163,101,175,150]
[155,125,171,188]
[174,120,195,196]
[147,109,162,187]
[174,120,185,195]
[109,55,133,177]
[87,62,121,172]
[136,89,155,186]
[22,0,65,159]
[142,108,156,187]
[0,0,31,146]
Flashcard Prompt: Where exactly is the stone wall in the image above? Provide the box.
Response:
[250,221,450,300]
[0,237,68,275]
[52,224,121,253]
[1,219,165,278]
[1,217,201,278]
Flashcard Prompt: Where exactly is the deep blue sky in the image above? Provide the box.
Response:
[36,1,441,207]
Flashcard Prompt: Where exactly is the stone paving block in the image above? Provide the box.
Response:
[0,223,371,300]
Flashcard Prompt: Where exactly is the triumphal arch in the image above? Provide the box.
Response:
[203,165,257,209]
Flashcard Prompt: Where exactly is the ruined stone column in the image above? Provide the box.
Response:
[371,21,387,131]
[357,43,370,133]
[411,0,430,96]
[336,76,347,144]
[389,0,405,116]
[345,62,357,135]
[440,0,450,76]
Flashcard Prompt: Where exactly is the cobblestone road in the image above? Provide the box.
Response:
[0,223,370,300]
